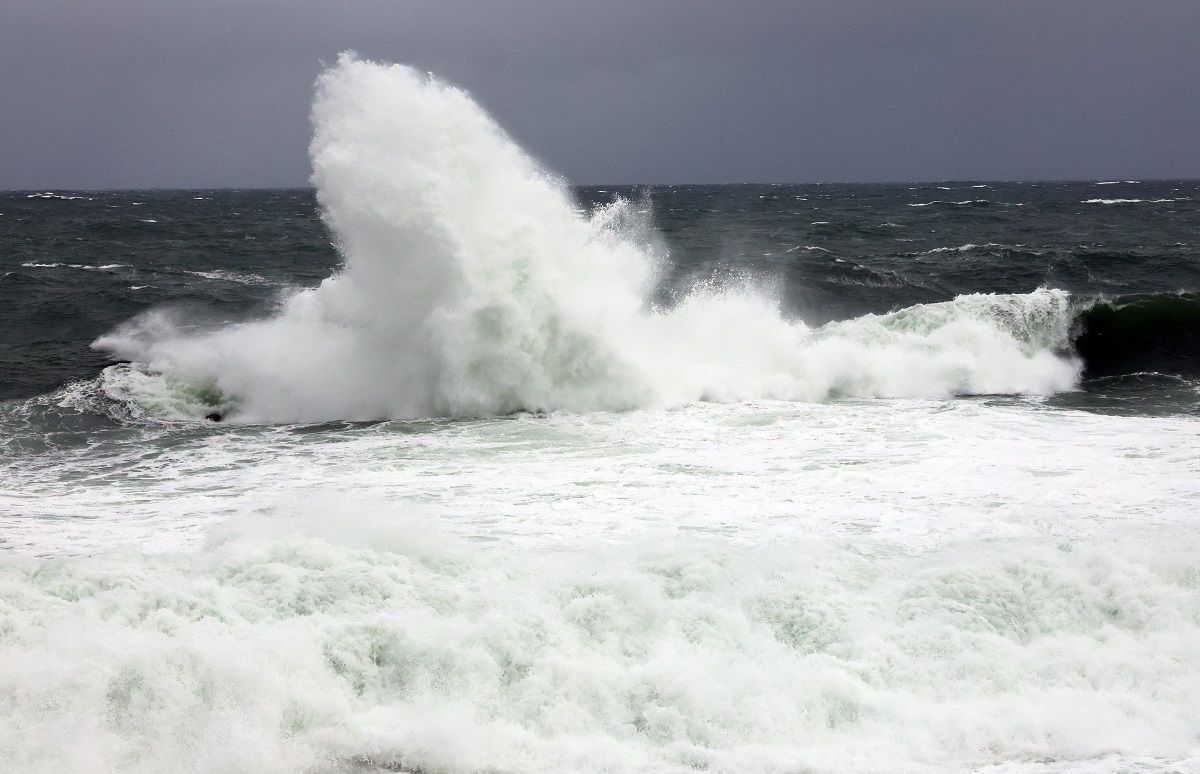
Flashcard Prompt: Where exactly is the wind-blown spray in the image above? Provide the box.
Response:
[96,54,1080,422]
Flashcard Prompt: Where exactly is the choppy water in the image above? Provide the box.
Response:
[1,56,1199,773]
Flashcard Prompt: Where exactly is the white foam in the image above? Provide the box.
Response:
[21,262,126,271]
[1,504,1198,773]
[182,269,272,285]
[93,55,1081,424]
[921,242,983,254]
[25,191,92,200]
[10,395,1193,557]
[1081,198,1190,205]
[909,200,989,207]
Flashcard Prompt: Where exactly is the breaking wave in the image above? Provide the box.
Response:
[89,54,1082,423]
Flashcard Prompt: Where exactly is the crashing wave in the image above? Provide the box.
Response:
[93,54,1081,423]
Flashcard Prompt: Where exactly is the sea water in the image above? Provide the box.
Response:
[1,54,1199,773]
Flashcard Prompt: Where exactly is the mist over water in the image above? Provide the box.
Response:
[3,54,1200,774]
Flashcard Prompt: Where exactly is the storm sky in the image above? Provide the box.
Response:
[2,1,1198,188]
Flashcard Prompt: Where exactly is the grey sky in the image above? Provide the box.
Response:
[2,1,1198,188]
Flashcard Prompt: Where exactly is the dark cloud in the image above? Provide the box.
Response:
[2,1,1198,187]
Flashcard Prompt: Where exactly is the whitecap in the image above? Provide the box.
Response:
[21,262,126,271]
[183,269,272,285]
[1081,198,1189,204]
[25,191,93,200]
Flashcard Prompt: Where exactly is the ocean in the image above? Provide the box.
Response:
[1,56,1198,773]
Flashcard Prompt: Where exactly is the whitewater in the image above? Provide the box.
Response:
[3,54,1200,774]
[94,54,1078,423]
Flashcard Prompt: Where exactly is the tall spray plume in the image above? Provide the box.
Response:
[96,54,1080,422]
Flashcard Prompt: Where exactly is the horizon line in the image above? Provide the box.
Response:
[3,177,1198,193]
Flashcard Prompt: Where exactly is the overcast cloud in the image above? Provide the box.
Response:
[2,1,1198,188]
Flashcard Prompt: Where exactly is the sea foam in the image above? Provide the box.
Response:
[2,504,1198,773]
[95,54,1080,423]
